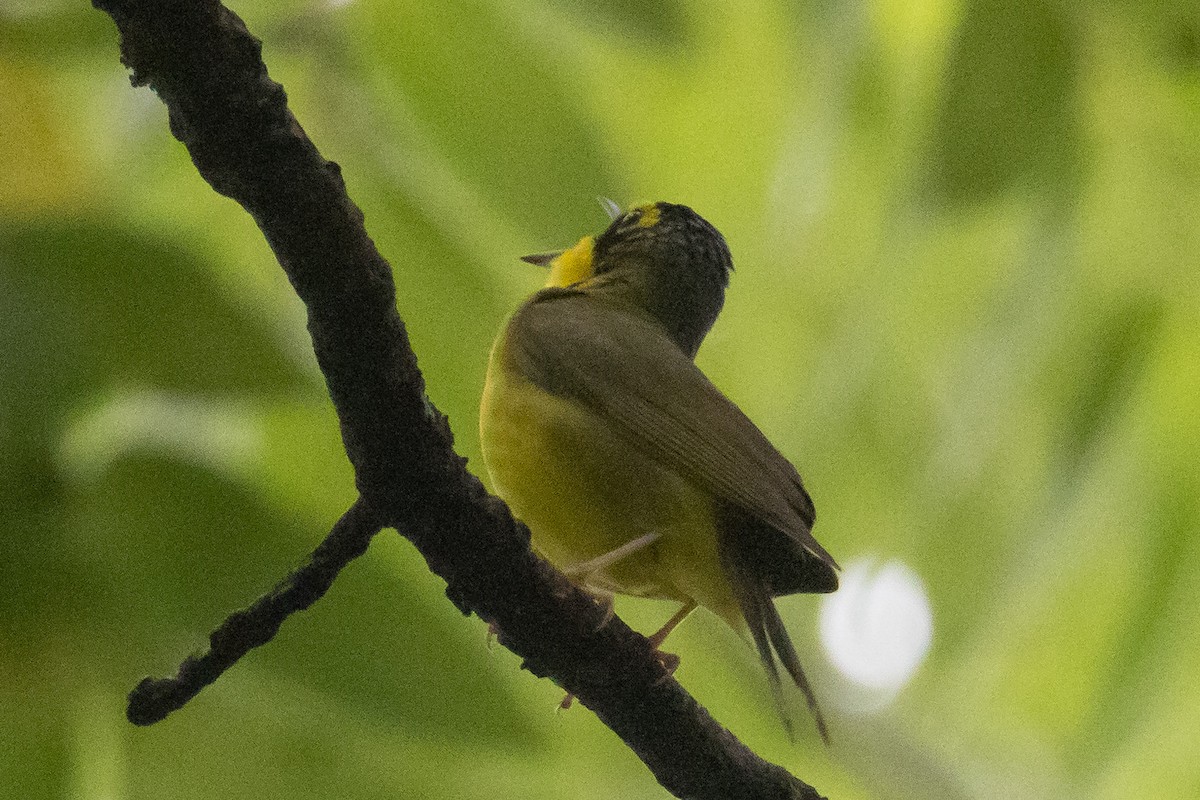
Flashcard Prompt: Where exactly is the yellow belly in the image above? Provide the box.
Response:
[479,342,739,625]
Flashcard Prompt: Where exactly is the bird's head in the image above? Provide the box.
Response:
[524,201,733,357]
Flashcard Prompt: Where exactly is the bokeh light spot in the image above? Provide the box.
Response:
[819,558,933,694]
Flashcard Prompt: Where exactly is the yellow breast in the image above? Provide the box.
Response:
[479,330,739,625]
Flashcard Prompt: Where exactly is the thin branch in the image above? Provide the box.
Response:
[127,497,384,726]
[94,2,827,798]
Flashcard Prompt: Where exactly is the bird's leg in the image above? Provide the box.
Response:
[561,531,661,579]
[557,533,663,711]
[647,600,697,677]
[589,589,616,629]
[560,598,699,710]
[498,536,634,651]
[555,590,615,712]
[648,600,697,649]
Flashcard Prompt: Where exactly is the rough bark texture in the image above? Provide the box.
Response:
[94,2,827,798]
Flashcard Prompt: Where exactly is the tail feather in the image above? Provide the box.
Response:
[718,502,830,743]
[762,598,829,744]
[735,570,781,691]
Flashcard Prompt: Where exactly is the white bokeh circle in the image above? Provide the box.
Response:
[819,558,933,692]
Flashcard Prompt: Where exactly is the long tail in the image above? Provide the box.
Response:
[718,509,830,743]
[762,595,829,743]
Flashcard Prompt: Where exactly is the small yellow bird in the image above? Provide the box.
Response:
[479,201,838,739]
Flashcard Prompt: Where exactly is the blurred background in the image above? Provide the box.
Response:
[2,0,1198,798]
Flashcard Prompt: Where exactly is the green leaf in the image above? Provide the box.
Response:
[929,0,1080,204]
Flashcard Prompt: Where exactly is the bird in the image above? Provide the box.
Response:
[478,200,839,740]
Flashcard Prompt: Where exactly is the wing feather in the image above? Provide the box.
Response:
[506,292,836,569]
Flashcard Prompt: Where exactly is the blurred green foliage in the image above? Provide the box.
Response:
[2,0,1198,798]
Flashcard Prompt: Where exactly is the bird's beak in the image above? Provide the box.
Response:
[521,198,618,267]
[519,251,562,267]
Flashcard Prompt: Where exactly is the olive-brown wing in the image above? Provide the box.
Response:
[506,292,838,575]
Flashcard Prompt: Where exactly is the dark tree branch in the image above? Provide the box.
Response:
[94,2,827,798]
[127,497,384,725]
